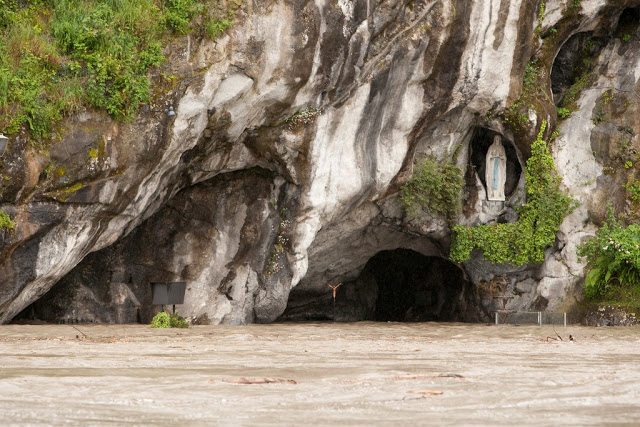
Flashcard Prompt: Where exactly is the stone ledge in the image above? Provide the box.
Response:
[582,305,638,327]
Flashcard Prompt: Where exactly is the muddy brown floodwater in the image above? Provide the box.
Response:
[1,322,639,425]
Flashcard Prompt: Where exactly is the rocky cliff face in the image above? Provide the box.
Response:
[2,0,640,324]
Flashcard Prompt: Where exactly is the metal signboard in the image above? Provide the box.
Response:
[151,282,186,305]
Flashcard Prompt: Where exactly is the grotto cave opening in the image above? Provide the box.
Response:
[469,128,521,201]
[281,249,485,323]
[615,6,640,41]
[550,31,606,105]
[359,249,481,322]
[551,6,639,106]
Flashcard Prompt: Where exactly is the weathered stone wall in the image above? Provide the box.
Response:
[3,0,640,324]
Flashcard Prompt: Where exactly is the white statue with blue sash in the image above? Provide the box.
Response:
[485,135,506,201]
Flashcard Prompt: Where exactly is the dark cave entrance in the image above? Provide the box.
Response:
[280,249,485,323]
[360,249,479,322]
[550,31,600,105]
[551,7,639,106]
[616,7,640,39]
[469,128,521,199]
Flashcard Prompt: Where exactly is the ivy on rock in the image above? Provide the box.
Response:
[399,156,464,222]
[450,121,575,265]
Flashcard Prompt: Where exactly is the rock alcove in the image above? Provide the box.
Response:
[550,6,640,106]
[469,128,522,203]
[280,249,488,323]
[616,6,640,39]
[550,31,601,105]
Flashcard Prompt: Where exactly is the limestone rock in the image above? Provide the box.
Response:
[3,1,640,324]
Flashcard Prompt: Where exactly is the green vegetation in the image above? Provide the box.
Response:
[0,0,233,143]
[523,61,539,87]
[559,71,592,113]
[51,0,171,121]
[623,34,632,42]
[151,311,171,328]
[42,180,86,201]
[592,89,615,125]
[61,181,84,193]
[571,0,581,9]
[557,107,571,119]
[578,207,640,305]
[88,147,99,159]
[162,0,205,34]
[451,121,575,265]
[536,1,545,33]
[503,61,541,128]
[555,38,602,118]
[206,13,233,39]
[0,210,14,230]
[625,179,640,206]
[43,162,54,176]
[150,311,189,328]
[399,156,464,221]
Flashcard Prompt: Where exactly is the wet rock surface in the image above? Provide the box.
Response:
[583,305,639,326]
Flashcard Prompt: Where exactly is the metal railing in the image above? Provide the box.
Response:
[495,311,568,326]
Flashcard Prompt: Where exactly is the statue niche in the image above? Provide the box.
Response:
[485,135,507,201]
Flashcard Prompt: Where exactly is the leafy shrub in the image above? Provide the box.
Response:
[162,0,205,34]
[578,208,640,299]
[560,71,592,113]
[0,0,213,141]
[150,311,189,328]
[503,61,541,128]
[451,121,575,265]
[169,312,189,328]
[51,0,166,121]
[538,2,545,26]
[523,62,539,88]
[0,210,14,230]
[150,312,171,328]
[0,4,75,139]
[625,179,640,207]
[206,15,234,40]
[557,107,571,119]
[399,156,464,221]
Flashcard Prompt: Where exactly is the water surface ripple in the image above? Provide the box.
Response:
[1,322,639,425]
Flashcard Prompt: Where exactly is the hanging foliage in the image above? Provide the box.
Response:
[450,121,576,265]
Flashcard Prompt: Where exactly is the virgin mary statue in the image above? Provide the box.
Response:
[485,135,506,201]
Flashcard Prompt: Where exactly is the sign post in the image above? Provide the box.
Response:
[151,282,186,314]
